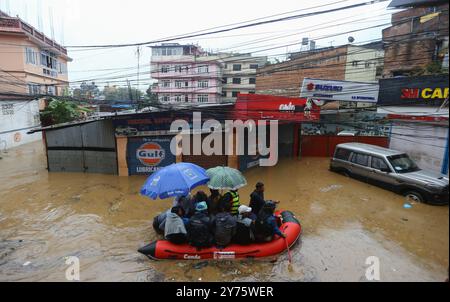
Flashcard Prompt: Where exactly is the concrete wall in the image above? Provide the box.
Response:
[0,100,42,150]
[389,123,449,174]
[345,45,384,82]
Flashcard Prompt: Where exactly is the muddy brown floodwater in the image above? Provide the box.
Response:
[0,141,448,282]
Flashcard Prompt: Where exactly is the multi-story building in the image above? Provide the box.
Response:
[382,0,448,77]
[0,10,71,150]
[150,43,223,104]
[218,53,267,102]
[0,10,72,97]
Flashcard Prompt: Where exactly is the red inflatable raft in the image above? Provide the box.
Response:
[138,210,301,260]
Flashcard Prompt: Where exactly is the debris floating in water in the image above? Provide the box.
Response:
[403,203,413,209]
[320,184,343,193]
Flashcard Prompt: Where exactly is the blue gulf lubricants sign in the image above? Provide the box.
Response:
[127,136,175,175]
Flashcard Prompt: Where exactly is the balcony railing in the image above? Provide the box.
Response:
[0,16,68,55]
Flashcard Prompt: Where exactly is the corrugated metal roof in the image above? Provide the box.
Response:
[28,103,235,133]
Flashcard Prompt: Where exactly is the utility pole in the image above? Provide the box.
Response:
[135,46,141,107]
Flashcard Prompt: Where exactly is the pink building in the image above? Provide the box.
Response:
[150,44,223,104]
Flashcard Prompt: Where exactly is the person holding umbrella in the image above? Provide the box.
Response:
[206,166,247,216]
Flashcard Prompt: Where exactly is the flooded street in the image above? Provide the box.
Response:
[0,141,448,282]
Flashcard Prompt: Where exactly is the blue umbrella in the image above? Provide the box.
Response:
[140,163,210,200]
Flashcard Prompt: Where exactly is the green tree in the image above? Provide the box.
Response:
[40,99,91,126]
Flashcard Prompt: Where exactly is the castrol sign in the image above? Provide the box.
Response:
[136,142,165,166]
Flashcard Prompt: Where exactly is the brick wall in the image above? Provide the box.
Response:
[256,46,348,97]
[382,4,449,77]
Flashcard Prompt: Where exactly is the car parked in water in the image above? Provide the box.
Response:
[329,143,449,205]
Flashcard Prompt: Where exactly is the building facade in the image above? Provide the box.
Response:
[0,10,71,150]
[0,10,72,97]
[150,44,223,104]
[381,1,449,77]
[219,53,267,103]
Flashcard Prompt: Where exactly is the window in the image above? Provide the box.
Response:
[365,62,371,68]
[46,85,56,96]
[387,154,420,174]
[352,61,359,67]
[249,91,255,94]
[249,64,258,69]
[57,62,67,74]
[175,65,182,73]
[232,64,241,71]
[185,81,189,87]
[185,95,189,102]
[161,95,170,102]
[222,77,227,84]
[175,80,183,88]
[40,51,57,69]
[249,78,256,84]
[162,80,171,88]
[232,91,239,97]
[198,80,209,88]
[174,95,183,102]
[371,157,390,171]
[25,47,38,65]
[335,148,352,161]
[197,94,209,103]
[351,153,369,166]
[232,78,241,84]
[28,84,41,95]
[161,65,170,73]
[221,91,227,97]
[197,65,209,74]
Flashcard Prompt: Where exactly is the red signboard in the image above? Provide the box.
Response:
[233,93,320,122]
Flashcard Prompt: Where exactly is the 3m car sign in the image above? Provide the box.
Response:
[300,78,379,103]
[127,136,175,175]
[378,74,449,106]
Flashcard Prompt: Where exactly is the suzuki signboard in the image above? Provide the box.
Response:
[300,78,379,103]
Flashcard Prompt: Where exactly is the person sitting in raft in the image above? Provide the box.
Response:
[186,201,214,248]
[234,205,256,245]
[152,208,171,235]
[173,194,194,218]
[207,189,221,217]
[255,201,286,242]
[191,191,208,212]
[249,182,266,216]
[221,189,241,216]
[164,206,189,244]
[212,201,237,248]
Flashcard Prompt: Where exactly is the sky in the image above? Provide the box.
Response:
[1,0,396,92]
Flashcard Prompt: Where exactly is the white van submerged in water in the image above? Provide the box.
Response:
[329,143,449,205]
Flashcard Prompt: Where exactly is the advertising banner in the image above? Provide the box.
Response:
[300,78,379,103]
[127,136,176,175]
[378,74,449,107]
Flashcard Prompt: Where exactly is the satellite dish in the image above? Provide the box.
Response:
[348,36,355,43]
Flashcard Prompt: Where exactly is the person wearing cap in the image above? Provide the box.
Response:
[249,182,266,216]
[234,205,256,245]
[211,201,237,248]
[186,201,213,247]
[255,201,286,242]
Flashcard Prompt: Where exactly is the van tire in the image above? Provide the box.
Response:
[340,169,351,177]
[404,190,424,203]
